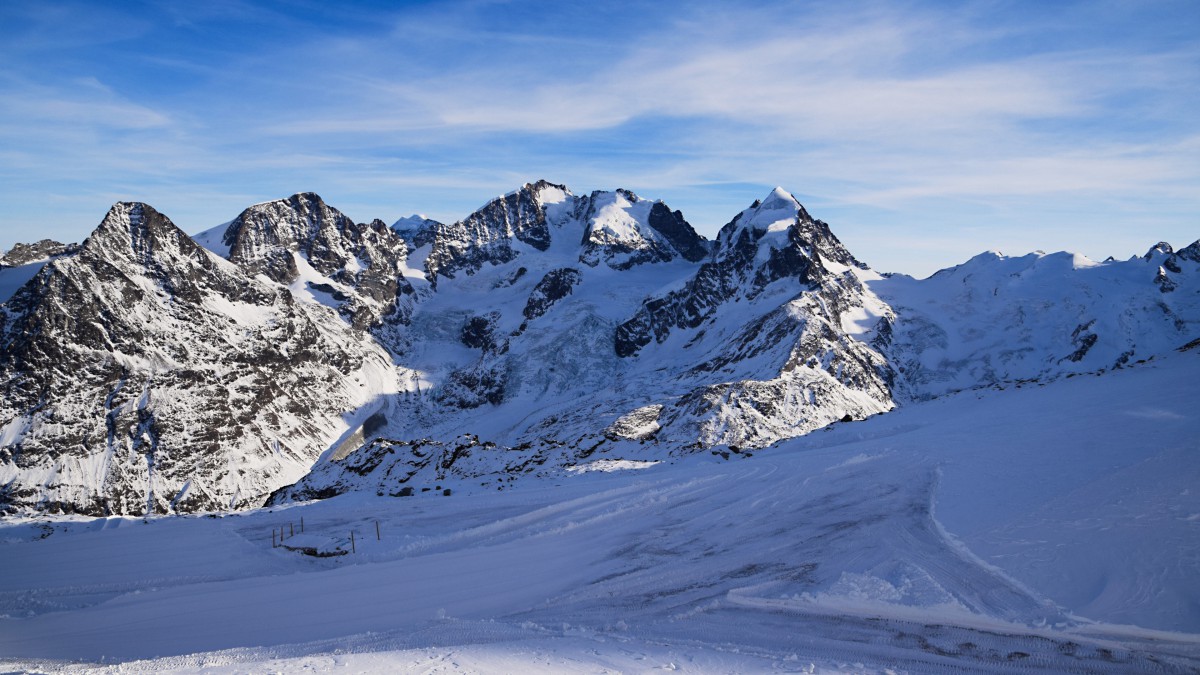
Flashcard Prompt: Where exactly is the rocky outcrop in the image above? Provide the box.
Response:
[0,240,79,268]
[523,268,582,322]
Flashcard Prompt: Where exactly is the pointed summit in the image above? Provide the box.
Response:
[764,186,802,209]
[87,202,197,260]
[217,192,414,331]
[739,187,808,235]
[1144,242,1174,260]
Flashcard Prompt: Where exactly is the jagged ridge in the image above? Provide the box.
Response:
[2,183,1198,515]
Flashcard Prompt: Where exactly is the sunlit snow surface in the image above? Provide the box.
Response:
[1,352,1198,673]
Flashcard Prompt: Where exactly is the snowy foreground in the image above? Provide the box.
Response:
[1,353,1198,673]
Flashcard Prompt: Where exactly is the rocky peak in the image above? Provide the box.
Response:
[72,202,237,307]
[0,239,79,268]
[222,192,356,283]
[615,188,871,358]
[578,189,665,269]
[87,202,201,262]
[577,189,709,270]
[1144,242,1174,260]
[0,200,398,516]
[424,180,566,281]
[218,193,414,333]
[528,179,573,207]
[717,187,860,271]
[1176,240,1200,263]
[391,214,442,249]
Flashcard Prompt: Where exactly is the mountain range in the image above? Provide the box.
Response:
[2,181,1197,515]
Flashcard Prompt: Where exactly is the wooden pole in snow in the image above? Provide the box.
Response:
[376,521,380,540]
[289,522,294,537]
[350,531,356,553]
[300,517,304,533]
[272,528,277,548]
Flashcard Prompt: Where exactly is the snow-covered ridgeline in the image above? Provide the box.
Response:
[1,183,1198,516]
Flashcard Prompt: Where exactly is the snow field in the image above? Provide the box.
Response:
[1,351,1198,672]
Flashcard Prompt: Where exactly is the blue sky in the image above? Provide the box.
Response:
[1,0,1197,277]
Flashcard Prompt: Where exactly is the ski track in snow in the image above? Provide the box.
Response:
[1,353,1199,673]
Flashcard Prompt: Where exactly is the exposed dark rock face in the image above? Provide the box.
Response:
[615,189,864,358]
[1176,240,1200,263]
[1063,321,1099,362]
[647,202,710,262]
[434,364,508,409]
[424,181,561,281]
[0,203,394,515]
[460,311,507,354]
[0,240,79,268]
[221,194,416,334]
[523,268,582,321]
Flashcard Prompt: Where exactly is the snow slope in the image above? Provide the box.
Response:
[1,349,1197,673]
[874,245,1200,399]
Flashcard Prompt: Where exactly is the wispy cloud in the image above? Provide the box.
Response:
[0,76,172,131]
[0,0,1196,277]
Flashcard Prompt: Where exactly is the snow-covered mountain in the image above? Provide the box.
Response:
[0,203,399,515]
[270,183,903,503]
[873,243,1200,399]
[1,183,1197,515]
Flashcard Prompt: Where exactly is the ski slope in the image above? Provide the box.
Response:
[0,350,1197,673]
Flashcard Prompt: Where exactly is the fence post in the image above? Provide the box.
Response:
[350,531,356,553]
[300,517,304,533]
[376,521,380,541]
[272,528,277,548]
[290,522,294,537]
